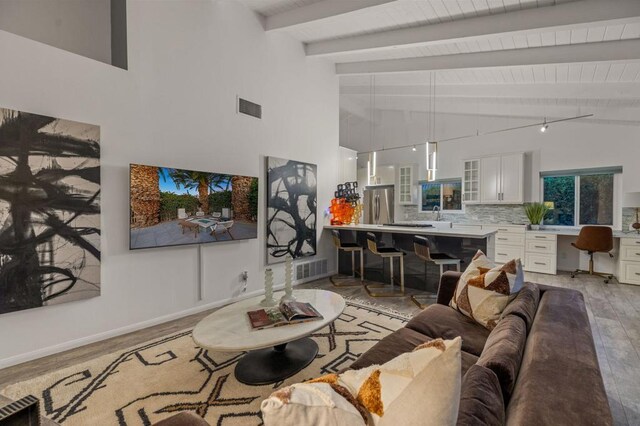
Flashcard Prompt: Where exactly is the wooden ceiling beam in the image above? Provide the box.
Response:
[308,0,640,57]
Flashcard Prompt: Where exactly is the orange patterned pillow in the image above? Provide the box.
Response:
[450,251,524,330]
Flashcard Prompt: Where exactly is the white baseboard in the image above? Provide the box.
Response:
[0,274,335,370]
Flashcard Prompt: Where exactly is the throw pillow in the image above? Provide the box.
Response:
[261,337,462,426]
[450,250,524,330]
[261,382,367,426]
[337,337,462,425]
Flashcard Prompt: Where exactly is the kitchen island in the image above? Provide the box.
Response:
[325,224,497,293]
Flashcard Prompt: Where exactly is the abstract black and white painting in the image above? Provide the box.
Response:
[0,107,100,315]
[266,157,317,264]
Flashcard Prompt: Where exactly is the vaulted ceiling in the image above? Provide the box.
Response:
[240,0,640,151]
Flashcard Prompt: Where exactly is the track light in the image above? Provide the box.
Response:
[412,146,417,151]
[540,118,548,133]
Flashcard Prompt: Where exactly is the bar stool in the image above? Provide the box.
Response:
[364,232,405,297]
[330,230,364,287]
[411,236,461,308]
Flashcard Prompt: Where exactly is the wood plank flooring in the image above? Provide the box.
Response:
[1,272,639,425]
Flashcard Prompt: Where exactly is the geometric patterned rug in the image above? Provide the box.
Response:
[1,301,409,426]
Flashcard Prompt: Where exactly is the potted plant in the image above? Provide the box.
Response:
[524,202,549,230]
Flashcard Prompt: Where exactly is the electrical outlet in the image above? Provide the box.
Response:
[240,271,248,293]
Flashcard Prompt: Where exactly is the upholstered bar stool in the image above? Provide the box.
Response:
[411,236,461,308]
[364,232,405,297]
[570,225,615,283]
[330,230,364,287]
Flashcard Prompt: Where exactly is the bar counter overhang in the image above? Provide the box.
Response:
[324,224,497,293]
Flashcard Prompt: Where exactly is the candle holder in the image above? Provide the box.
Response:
[280,255,296,303]
[260,268,276,307]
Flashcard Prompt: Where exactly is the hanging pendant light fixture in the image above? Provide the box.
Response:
[426,141,437,182]
[426,72,438,182]
[367,75,377,185]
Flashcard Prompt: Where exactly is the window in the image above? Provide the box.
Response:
[542,173,616,226]
[421,181,462,212]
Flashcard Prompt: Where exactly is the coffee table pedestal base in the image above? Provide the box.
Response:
[235,337,318,386]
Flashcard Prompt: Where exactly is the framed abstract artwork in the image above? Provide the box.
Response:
[0,107,101,315]
[266,157,317,264]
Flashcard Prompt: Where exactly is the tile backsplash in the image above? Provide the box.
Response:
[400,204,529,224]
[401,205,639,229]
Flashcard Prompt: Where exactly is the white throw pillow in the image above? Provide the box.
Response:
[261,337,462,426]
[261,382,367,426]
[338,337,462,426]
[450,250,524,330]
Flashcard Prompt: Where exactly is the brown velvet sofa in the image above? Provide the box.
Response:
[348,271,613,426]
[154,271,612,425]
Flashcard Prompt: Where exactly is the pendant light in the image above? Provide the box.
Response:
[367,75,377,185]
[426,72,438,182]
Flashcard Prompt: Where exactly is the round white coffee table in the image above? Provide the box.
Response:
[192,289,345,385]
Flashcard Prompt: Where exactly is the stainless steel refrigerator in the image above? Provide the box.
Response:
[363,185,394,225]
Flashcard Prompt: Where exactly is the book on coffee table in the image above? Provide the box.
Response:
[247,301,323,330]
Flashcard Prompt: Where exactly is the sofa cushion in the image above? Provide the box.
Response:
[505,289,613,426]
[477,315,527,403]
[500,282,540,333]
[348,326,479,376]
[450,251,524,330]
[457,365,505,426]
[406,303,490,356]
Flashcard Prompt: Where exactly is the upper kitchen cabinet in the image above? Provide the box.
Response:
[463,153,525,204]
[462,159,480,204]
[398,165,416,205]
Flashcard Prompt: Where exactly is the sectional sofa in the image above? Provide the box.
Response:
[348,271,612,425]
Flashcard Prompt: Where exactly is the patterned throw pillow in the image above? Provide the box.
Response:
[450,251,524,330]
[261,381,368,426]
[262,337,462,426]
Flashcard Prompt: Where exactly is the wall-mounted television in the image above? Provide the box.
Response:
[129,164,259,250]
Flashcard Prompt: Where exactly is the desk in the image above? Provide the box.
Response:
[466,225,639,284]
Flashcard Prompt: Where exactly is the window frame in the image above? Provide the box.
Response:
[419,180,464,213]
[540,172,621,229]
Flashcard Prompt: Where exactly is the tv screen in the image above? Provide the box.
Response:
[129,164,259,249]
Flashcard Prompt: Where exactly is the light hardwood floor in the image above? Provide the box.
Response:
[1,272,639,425]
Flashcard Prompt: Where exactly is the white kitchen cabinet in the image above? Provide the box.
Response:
[524,231,557,274]
[485,224,526,264]
[398,165,415,205]
[500,153,524,203]
[471,153,524,204]
[480,156,501,204]
[619,237,640,285]
[462,159,480,203]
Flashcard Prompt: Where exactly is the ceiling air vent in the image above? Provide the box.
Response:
[238,97,262,119]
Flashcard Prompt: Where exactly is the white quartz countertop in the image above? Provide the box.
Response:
[526,227,633,239]
[324,224,496,238]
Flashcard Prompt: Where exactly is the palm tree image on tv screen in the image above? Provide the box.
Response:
[129,164,258,249]
[0,107,101,315]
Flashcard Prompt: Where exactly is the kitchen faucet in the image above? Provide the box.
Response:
[433,205,441,221]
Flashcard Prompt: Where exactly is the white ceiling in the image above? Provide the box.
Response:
[240,0,640,150]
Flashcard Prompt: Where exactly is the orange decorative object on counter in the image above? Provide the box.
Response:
[330,181,362,225]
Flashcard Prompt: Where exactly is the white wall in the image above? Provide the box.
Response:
[0,0,112,64]
[338,147,357,183]
[0,0,339,367]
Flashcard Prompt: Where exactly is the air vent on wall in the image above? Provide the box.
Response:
[295,258,328,282]
[238,97,262,119]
